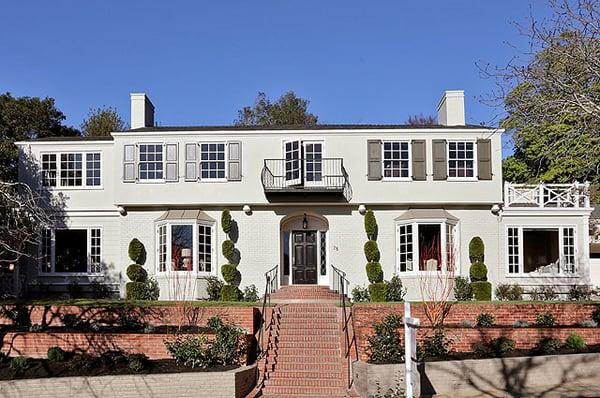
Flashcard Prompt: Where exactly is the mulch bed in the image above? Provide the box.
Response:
[0,357,238,381]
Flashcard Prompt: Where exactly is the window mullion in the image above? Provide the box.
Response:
[413,222,419,272]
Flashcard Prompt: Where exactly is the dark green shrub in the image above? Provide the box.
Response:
[100,350,126,367]
[366,314,403,363]
[221,285,240,301]
[535,312,556,327]
[68,353,97,371]
[207,316,245,366]
[90,280,113,299]
[366,262,383,283]
[144,277,160,300]
[118,313,145,331]
[472,340,493,358]
[47,347,66,362]
[471,281,492,301]
[469,237,484,263]
[536,337,562,354]
[476,312,495,327]
[127,353,149,372]
[126,264,147,282]
[453,276,473,301]
[352,285,370,302]
[369,282,388,302]
[9,356,28,373]
[364,210,377,240]
[592,307,600,324]
[205,276,223,301]
[164,335,210,368]
[565,334,586,350]
[473,337,515,357]
[221,209,232,236]
[364,240,380,262]
[529,286,558,301]
[242,285,259,302]
[61,313,83,329]
[567,285,594,301]
[221,264,238,284]
[514,319,530,327]
[420,330,451,360]
[2,305,32,328]
[469,262,487,282]
[128,238,146,264]
[126,282,147,300]
[495,283,524,301]
[222,240,235,262]
[385,275,406,302]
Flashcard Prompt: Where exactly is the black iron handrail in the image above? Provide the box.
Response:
[331,264,357,389]
[257,265,278,356]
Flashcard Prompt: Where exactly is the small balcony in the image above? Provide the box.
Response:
[261,158,352,202]
[504,182,591,209]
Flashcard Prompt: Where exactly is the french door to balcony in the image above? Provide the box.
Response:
[283,140,323,187]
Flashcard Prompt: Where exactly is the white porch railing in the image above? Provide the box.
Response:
[504,182,591,208]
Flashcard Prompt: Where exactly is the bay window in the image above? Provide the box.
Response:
[396,221,456,273]
[506,226,576,275]
[40,228,102,274]
[156,221,214,274]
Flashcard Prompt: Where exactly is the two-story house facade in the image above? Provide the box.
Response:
[16,91,594,300]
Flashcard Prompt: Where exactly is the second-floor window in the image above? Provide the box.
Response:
[139,144,164,180]
[41,152,102,188]
[383,141,410,179]
[448,141,475,178]
[200,143,226,179]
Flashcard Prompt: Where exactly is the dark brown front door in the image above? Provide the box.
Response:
[292,231,318,284]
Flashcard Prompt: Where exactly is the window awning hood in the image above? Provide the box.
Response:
[395,208,459,222]
[156,209,215,222]
[591,243,600,255]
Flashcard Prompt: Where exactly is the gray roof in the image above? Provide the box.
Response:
[394,208,459,222]
[155,209,215,222]
[26,136,114,142]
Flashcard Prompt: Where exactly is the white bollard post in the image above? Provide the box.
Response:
[404,301,420,398]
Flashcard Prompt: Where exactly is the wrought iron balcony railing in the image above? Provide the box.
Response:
[504,182,591,208]
[261,158,352,201]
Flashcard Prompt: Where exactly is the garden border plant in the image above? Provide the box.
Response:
[468,237,491,301]
[125,239,159,301]
[220,209,241,301]
[363,210,386,302]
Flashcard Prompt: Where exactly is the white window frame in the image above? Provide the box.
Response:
[505,225,578,277]
[38,227,103,275]
[447,140,477,181]
[382,140,412,181]
[395,220,458,275]
[40,151,103,189]
[155,220,215,276]
[137,143,165,182]
[199,141,228,182]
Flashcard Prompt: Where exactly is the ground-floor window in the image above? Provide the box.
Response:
[156,221,214,274]
[396,222,456,272]
[40,228,102,274]
[506,226,576,275]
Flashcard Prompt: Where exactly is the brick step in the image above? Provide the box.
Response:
[261,362,342,372]
[261,386,347,396]
[262,395,348,398]
[266,371,343,379]
[265,378,345,387]
[270,335,340,343]
[269,341,341,349]
[271,329,340,336]
[267,348,340,356]
[273,314,338,320]
[267,355,341,364]
[278,323,339,330]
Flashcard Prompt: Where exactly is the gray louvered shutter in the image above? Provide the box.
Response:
[123,144,136,182]
[477,139,492,180]
[185,143,197,181]
[367,140,382,180]
[432,139,447,180]
[227,141,242,181]
[411,140,426,180]
[165,143,178,182]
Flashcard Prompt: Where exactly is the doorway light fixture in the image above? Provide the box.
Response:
[302,213,308,229]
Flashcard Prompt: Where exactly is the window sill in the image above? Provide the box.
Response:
[446,177,478,182]
[382,178,412,182]
[505,273,580,278]
[38,272,105,277]
[41,186,104,191]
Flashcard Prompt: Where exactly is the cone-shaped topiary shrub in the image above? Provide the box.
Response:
[220,285,240,301]
[366,262,383,283]
[364,240,380,262]
[128,238,146,264]
[221,209,232,236]
[369,282,388,302]
[364,210,377,240]
[221,264,238,284]
[469,237,484,263]
[469,261,488,282]
[220,209,239,301]
[126,264,147,283]
[222,240,235,262]
[472,281,492,301]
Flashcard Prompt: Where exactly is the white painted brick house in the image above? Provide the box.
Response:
[16,91,595,300]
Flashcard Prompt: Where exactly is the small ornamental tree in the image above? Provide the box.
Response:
[363,210,386,301]
[469,237,491,301]
[220,209,240,301]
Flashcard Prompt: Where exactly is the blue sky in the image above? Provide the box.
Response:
[1,1,549,152]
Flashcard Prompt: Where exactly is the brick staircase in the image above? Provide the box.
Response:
[268,285,343,303]
[254,302,353,398]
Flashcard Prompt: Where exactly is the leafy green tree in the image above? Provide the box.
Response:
[0,93,79,181]
[81,107,126,136]
[235,91,318,126]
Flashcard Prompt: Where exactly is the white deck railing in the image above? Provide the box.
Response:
[504,182,591,208]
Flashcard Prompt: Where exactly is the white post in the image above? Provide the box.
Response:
[538,184,545,207]
[404,301,420,398]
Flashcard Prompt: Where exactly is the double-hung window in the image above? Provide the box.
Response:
[156,221,214,274]
[139,144,164,180]
[200,143,226,180]
[506,226,577,275]
[448,141,475,179]
[383,141,410,179]
[40,227,102,274]
[41,152,102,188]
